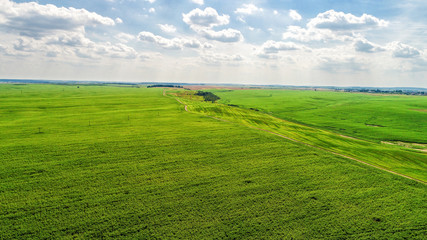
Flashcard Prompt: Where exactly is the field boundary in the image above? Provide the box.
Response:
[170,93,426,185]
[256,128,426,184]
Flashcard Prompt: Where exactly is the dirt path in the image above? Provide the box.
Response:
[255,128,425,184]
[171,95,425,184]
[174,98,188,112]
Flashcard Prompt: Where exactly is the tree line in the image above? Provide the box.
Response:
[147,85,183,88]
[195,91,220,103]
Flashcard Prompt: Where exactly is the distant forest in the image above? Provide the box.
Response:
[147,84,183,88]
[341,88,426,95]
[195,91,220,103]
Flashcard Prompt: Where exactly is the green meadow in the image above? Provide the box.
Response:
[1,84,426,239]
[175,90,427,182]
[211,89,427,143]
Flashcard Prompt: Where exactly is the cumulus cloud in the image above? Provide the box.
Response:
[45,32,94,47]
[115,17,123,24]
[307,10,388,31]
[3,32,138,60]
[0,0,116,37]
[13,37,39,52]
[289,10,302,21]
[235,4,263,15]
[197,28,243,42]
[0,0,140,62]
[95,42,138,59]
[114,33,136,43]
[138,31,182,49]
[183,39,202,48]
[282,26,351,42]
[203,42,213,49]
[74,42,138,59]
[145,0,156,3]
[353,38,385,53]
[191,0,204,5]
[283,10,387,43]
[75,48,97,59]
[201,52,244,65]
[256,40,306,59]
[137,31,203,50]
[260,40,304,54]
[183,7,243,43]
[158,24,177,33]
[387,41,420,58]
[0,42,31,57]
[183,7,229,29]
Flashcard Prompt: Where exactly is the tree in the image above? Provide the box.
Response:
[195,91,220,103]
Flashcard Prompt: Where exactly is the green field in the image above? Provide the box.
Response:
[1,84,426,239]
[175,90,427,182]
[211,89,427,143]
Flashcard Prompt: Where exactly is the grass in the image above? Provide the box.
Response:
[174,90,427,182]
[210,89,427,143]
[1,84,426,239]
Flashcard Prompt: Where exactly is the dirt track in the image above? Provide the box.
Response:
[174,98,188,112]
[168,93,425,185]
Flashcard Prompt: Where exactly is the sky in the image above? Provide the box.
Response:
[0,0,426,87]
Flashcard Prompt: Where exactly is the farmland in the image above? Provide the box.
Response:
[1,84,426,239]
[210,89,427,143]
[175,89,427,182]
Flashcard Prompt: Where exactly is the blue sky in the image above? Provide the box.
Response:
[1,0,426,87]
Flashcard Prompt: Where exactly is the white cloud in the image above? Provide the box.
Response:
[183,7,229,29]
[0,0,116,37]
[273,10,279,15]
[235,4,263,15]
[183,7,243,43]
[307,10,388,31]
[201,52,244,65]
[95,42,138,59]
[289,10,302,21]
[75,48,97,59]
[197,28,243,42]
[387,41,420,58]
[0,41,31,57]
[137,31,202,50]
[138,31,181,49]
[145,0,156,3]
[256,40,307,59]
[115,17,123,24]
[13,37,39,52]
[45,32,94,47]
[183,39,202,48]
[282,26,351,42]
[203,42,213,49]
[191,0,204,5]
[158,24,177,33]
[260,40,304,54]
[353,38,385,53]
[4,31,138,60]
[282,10,388,43]
[149,8,155,13]
[114,33,136,43]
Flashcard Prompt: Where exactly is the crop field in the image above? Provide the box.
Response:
[175,90,427,182]
[210,89,427,144]
[1,84,426,239]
